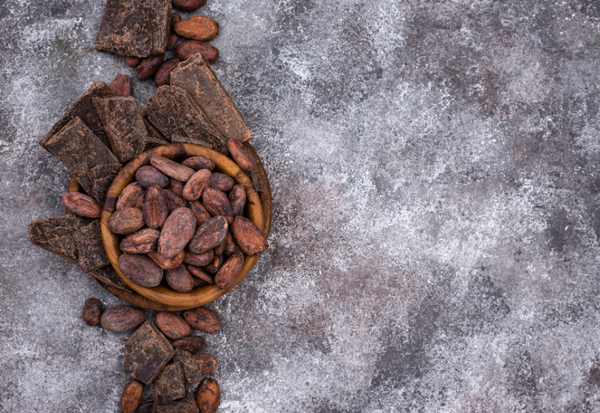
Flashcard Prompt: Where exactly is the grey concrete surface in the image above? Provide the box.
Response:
[2,0,600,411]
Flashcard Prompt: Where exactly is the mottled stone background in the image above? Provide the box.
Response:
[2,0,600,411]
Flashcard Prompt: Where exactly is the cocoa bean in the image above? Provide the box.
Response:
[167,33,179,50]
[150,155,195,182]
[108,208,145,235]
[143,186,169,229]
[82,298,102,326]
[61,192,102,218]
[172,0,206,12]
[173,336,205,353]
[119,253,164,287]
[165,265,194,293]
[155,58,181,87]
[226,139,254,171]
[183,307,221,333]
[134,194,144,209]
[204,254,223,274]
[159,207,196,259]
[184,250,214,267]
[163,189,187,212]
[188,216,228,254]
[120,380,143,413]
[156,312,192,340]
[182,156,215,171]
[174,17,219,41]
[232,216,269,256]
[100,305,145,332]
[120,228,160,254]
[222,230,239,256]
[171,12,183,25]
[213,238,225,256]
[183,169,211,201]
[168,178,185,197]
[135,165,169,188]
[135,401,153,413]
[202,188,233,224]
[136,54,164,81]
[125,56,141,67]
[194,353,217,375]
[190,201,211,226]
[209,173,234,192]
[175,40,218,63]
[148,249,185,270]
[196,378,220,413]
[187,265,214,284]
[193,276,208,289]
[228,185,246,217]
[117,182,145,210]
[215,251,244,289]
[109,74,131,97]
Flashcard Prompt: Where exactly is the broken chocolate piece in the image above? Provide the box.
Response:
[151,362,186,403]
[94,0,172,58]
[171,54,253,143]
[173,349,204,389]
[152,392,198,413]
[124,321,175,385]
[88,162,122,204]
[146,86,227,154]
[89,265,134,292]
[28,215,92,264]
[170,134,213,149]
[73,220,110,273]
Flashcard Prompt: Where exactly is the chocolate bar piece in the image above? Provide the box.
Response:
[94,0,172,58]
[73,220,110,273]
[151,362,186,403]
[93,96,148,163]
[146,86,227,154]
[173,349,203,389]
[89,265,133,292]
[41,82,117,150]
[171,134,213,149]
[44,117,121,197]
[28,215,92,264]
[171,54,253,142]
[124,322,175,385]
[152,392,198,413]
[88,163,122,205]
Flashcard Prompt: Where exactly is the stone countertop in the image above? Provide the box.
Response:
[1,0,600,411]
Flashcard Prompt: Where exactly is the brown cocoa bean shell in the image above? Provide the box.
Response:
[173,336,205,353]
[120,380,143,413]
[165,265,194,293]
[175,40,218,64]
[164,189,187,212]
[194,353,217,375]
[167,33,179,50]
[215,251,244,289]
[231,216,269,256]
[100,305,145,332]
[209,173,234,192]
[168,178,185,197]
[159,207,197,259]
[183,307,221,333]
[155,58,181,87]
[190,201,211,226]
[203,254,223,274]
[150,155,195,182]
[222,230,240,256]
[184,250,214,267]
[226,139,255,171]
[148,249,186,270]
[202,188,233,224]
[182,156,215,171]
[108,208,145,235]
[188,216,228,254]
[135,165,169,188]
[82,298,103,326]
[143,186,169,229]
[134,194,145,209]
[61,192,102,218]
[172,0,206,12]
[110,74,132,97]
[187,265,214,284]
[117,182,145,210]
[196,378,220,413]
[213,238,225,256]
[174,17,219,41]
[171,12,183,25]
[136,54,164,81]
[156,312,192,340]
[125,56,141,67]
[119,253,163,287]
[120,228,160,254]
[228,185,246,217]
[183,169,211,201]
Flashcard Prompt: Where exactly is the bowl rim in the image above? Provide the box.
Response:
[101,143,267,309]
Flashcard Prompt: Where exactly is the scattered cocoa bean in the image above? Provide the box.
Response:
[209,173,234,192]
[82,298,103,326]
[183,307,221,333]
[125,56,141,67]
[184,249,214,267]
[182,156,215,171]
[61,192,102,218]
[167,32,179,51]
[222,230,239,256]
[171,12,183,25]
[228,185,246,217]
[155,58,181,87]
[119,253,164,287]
[143,186,169,229]
[202,188,233,224]
[164,189,187,212]
[190,200,211,226]
[150,155,195,182]
[194,353,218,375]
[174,17,219,41]
[168,178,185,197]
[109,74,132,97]
[204,254,223,274]
[232,216,269,256]
[188,216,228,254]
[108,208,145,235]
[226,139,255,171]
[117,182,145,210]
[156,312,192,340]
[136,54,164,81]
[148,249,186,270]
[183,169,211,201]
[100,305,145,332]
[159,207,197,259]
[175,40,218,63]
[135,165,169,188]
[120,228,160,254]
[196,378,220,413]
[215,251,244,289]
[172,0,206,12]
[165,265,194,293]
[187,265,214,284]
[173,336,205,353]
[120,380,143,413]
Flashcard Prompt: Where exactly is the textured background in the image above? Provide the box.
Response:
[2,0,600,411]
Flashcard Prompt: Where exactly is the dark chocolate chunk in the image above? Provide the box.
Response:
[152,392,198,413]
[89,265,134,292]
[171,54,253,143]
[124,321,175,385]
[94,0,172,58]
[28,215,92,264]
[146,86,227,154]
[173,349,203,389]
[40,82,117,151]
[88,162,122,204]
[170,134,213,149]
[72,220,110,273]
[151,362,186,403]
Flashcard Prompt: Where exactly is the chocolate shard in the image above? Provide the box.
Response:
[152,392,198,413]
[124,321,175,385]
[93,96,148,163]
[171,134,213,149]
[41,82,117,150]
[28,215,92,264]
[43,117,121,197]
[146,86,227,154]
[171,54,253,143]
[94,0,172,58]
[89,265,133,292]
[88,162,122,205]
[151,362,186,403]
[72,220,110,273]
[173,349,203,389]
[143,119,171,149]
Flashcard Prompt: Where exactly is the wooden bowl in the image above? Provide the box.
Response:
[99,143,270,310]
